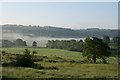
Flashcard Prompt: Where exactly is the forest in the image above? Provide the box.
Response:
[1,24,119,38]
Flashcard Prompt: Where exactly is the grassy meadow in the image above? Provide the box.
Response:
[1,48,119,78]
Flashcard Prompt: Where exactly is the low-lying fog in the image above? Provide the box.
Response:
[2,32,85,43]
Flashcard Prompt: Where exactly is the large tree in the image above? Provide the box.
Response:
[14,39,24,46]
[81,37,111,63]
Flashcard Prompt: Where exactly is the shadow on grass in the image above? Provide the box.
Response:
[2,61,59,70]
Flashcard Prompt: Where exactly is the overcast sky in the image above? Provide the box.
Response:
[1,2,118,29]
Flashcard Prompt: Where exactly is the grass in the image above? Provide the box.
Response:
[2,48,118,64]
[2,48,83,61]
[1,48,119,78]
[2,63,118,78]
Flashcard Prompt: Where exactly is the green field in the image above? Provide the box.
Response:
[1,48,119,78]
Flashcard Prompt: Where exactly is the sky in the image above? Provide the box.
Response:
[0,2,118,29]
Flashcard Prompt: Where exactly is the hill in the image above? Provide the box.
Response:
[1,24,118,39]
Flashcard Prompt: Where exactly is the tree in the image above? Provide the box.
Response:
[23,41,27,46]
[102,36,110,44]
[2,40,14,47]
[32,41,37,47]
[81,37,111,63]
[79,40,83,43]
[14,39,24,46]
[112,37,120,46]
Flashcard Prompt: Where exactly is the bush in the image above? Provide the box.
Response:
[16,49,34,67]
[2,50,6,53]
[2,51,6,55]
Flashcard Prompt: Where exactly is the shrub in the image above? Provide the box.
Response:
[16,49,34,67]
[2,51,6,55]
[2,50,6,53]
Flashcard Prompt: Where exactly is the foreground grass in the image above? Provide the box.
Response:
[2,63,118,78]
[1,48,119,78]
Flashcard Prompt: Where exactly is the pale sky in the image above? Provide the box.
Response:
[0,2,118,29]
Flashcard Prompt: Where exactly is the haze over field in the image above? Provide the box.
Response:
[0,24,118,43]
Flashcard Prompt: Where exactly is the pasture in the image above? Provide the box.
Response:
[1,48,119,78]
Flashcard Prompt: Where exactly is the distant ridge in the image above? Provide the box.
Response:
[1,24,119,38]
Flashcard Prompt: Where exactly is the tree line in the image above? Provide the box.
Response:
[2,39,37,47]
[46,36,120,63]
[2,36,120,48]
[102,36,120,46]
[2,24,119,38]
[46,40,83,52]
[46,36,120,51]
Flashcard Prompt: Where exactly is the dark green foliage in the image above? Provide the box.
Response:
[2,24,119,38]
[81,37,111,63]
[14,39,25,46]
[16,49,34,67]
[102,36,110,44]
[112,37,120,46]
[2,50,6,54]
[33,64,58,70]
[32,41,37,47]
[23,41,27,46]
[2,39,27,47]
[46,40,82,51]
[2,40,14,47]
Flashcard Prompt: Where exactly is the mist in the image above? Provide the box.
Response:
[2,32,85,43]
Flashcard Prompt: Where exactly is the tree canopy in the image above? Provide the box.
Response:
[81,37,111,63]
[102,36,110,44]
[32,41,37,47]
[112,37,120,46]
[46,40,83,51]
[2,39,27,47]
